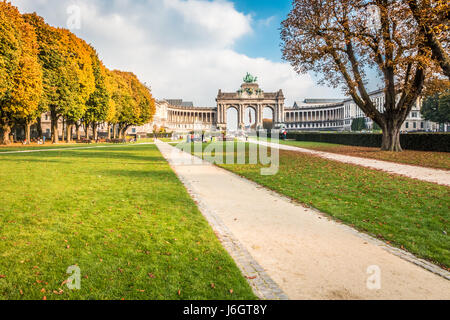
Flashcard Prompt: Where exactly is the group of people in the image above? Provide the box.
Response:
[22,136,46,145]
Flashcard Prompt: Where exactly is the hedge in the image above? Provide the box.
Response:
[286,132,450,152]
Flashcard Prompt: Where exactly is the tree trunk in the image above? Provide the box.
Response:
[92,123,98,141]
[61,119,66,143]
[84,122,90,139]
[50,107,59,144]
[107,123,111,140]
[380,118,403,152]
[121,126,129,140]
[66,123,73,143]
[0,123,11,145]
[36,116,43,139]
[75,123,81,141]
[113,124,117,139]
[24,121,32,144]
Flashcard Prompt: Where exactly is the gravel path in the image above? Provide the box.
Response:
[250,140,450,186]
[157,141,450,300]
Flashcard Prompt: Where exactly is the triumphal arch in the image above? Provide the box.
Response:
[216,73,285,131]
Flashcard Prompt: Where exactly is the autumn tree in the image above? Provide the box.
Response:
[23,13,68,144]
[104,69,119,139]
[57,29,95,143]
[281,0,438,151]
[83,48,109,140]
[405,0,450,79]
[0,2,43,144]
[113,71,155,138]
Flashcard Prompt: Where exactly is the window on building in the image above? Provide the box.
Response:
[406,122,409,129]
[413,122,417,129]
[421,122,424,129]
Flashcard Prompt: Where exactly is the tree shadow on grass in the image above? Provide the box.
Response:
[98,168,176,180]
[0,150,165,164]
[0,158,68,164]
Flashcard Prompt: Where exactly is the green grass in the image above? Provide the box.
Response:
[0,143,140,153]
[276,140,450,170]
[183,142,450,269]
[0,144,256,300]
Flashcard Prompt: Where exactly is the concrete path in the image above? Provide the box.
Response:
[250,140,450,186]
[156,141,450,300]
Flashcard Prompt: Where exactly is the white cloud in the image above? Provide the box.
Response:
[11,0,342,106]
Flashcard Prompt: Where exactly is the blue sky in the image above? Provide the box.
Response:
[233,0,293,62]
[11,0,344,106]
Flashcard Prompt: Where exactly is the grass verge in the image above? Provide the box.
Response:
[0,144,256,300]
[278,140,450,170]
[184,142,450,270]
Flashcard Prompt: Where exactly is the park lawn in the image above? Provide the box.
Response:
[185,142,450,270]
[279,140,450,170]
[0,142,137,153]
[0,144,256,300]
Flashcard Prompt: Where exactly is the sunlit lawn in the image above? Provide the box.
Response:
[0,141,149,153]
[0,144,256,300]
[278,140,450,170]
[183,142,450,270]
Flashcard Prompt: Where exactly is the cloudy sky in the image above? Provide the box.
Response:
[11,0,344,106]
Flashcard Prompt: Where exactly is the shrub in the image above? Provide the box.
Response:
[286,132,450,152]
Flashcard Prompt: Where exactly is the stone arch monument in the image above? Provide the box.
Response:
[216,74,285,131]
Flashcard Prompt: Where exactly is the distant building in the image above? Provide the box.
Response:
[127,81,439,135]
[13,76,439,142]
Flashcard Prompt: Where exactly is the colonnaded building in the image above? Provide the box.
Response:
[129,73,439,136]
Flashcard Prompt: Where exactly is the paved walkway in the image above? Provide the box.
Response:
[250,140,450,186]
[156,141,450,300]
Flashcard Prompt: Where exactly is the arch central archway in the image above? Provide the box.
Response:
[226,107,238,133]
[263,106,274,130]
[244,106,257,130]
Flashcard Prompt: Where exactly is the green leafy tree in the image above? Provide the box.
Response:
[422,91,450,129]
[351,118,367,132]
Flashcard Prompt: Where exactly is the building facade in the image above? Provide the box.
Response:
[9,74,441,142]
[140,79,437,135]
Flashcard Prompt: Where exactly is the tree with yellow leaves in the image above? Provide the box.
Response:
[23,13,96,144]
[112,71,155,139]
[405,0,449,79]
[56,28,95,143]
[281,0,444,151]
[104,68,119,139]
[83,47,110,141]
[0,1,42,145]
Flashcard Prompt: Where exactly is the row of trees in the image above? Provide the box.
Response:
[282,0,449,151]
[0,2,155,144]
